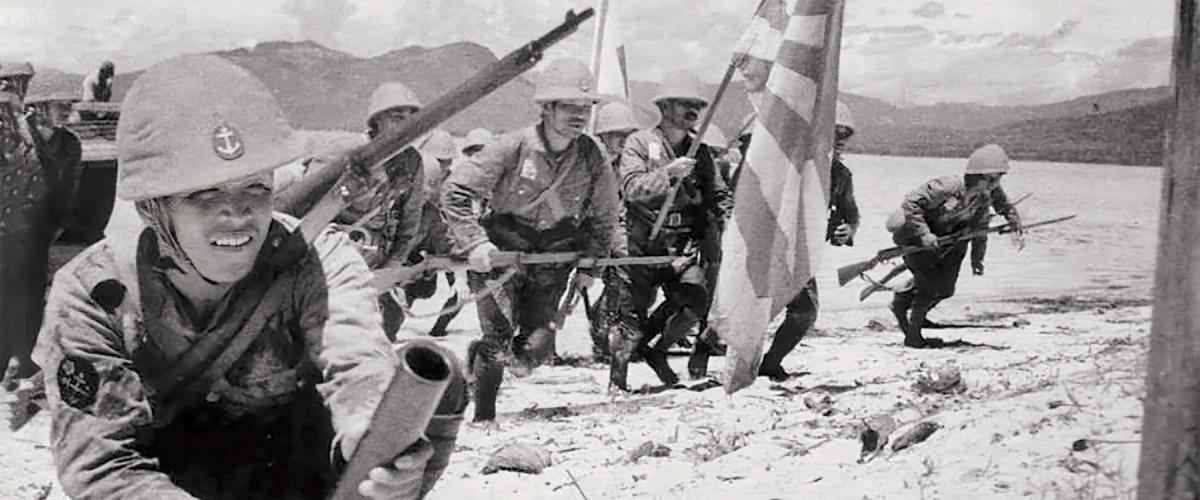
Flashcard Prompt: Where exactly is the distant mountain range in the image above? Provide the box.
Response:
[24,40,1169,166]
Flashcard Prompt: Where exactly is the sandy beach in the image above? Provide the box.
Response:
[1,154,1160,500]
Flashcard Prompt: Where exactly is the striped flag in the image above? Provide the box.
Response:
[589,0,630,102]
[710,0,845,394]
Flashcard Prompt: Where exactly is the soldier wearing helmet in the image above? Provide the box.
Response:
[32,55,465,499]
[755,100,864,381]
[885,143,1023,348]
[289,81,430,340]
[81,60,115,103]
[441,57,621,423]
[605,69,733,390]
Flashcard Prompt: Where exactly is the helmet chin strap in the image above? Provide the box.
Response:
[135,198,224,286]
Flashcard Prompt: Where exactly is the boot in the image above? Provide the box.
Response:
[640,346,679,386]
[891,291,914,335]
[904,298,933,349]
[427,295,459,337]
[759,307,816,382]
[469,340,505,422]
[607,325,638,392]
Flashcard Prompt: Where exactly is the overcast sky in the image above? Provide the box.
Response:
[0,0,1174,106]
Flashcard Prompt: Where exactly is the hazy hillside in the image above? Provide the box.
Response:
[20,40,1167,166]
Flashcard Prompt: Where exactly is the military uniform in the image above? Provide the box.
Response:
[759,155,859,376]
[1,91,82,382]
[400,153,463,337]
[610,125,732,388]
[34,55,464,500]
[890,174,1019,345]
[442,124,620,421]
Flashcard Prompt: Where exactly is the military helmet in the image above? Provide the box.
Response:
[421,128,456,160]
[116,55,303,201]
[652,70,708,105]
[464,128,494,149]
[533,58,604,104]
[367,82,422,124]
[836,100,855,132]
[965,144,1010,175]
[594,102,640,135]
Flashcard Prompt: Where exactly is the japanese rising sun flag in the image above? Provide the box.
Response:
[589,0,630,102]
[710,0,845,393]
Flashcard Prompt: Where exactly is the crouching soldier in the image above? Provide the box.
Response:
[33,55,465,499]
[441,58,620,423]
[888,143,1023,348]
[609,70,732,391]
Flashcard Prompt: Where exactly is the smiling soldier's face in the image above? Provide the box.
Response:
[169,171,274,283]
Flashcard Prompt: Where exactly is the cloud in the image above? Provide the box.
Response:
[282,0,357,46]
[911,2,945,19]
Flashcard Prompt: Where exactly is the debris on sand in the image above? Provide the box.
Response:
[858,414,898,464]
[481,442,553,475]
[626,441,672,462]
[866,319,891,332]
[803,394,836,416]
[914,363,965,394]
[892,421,941,452]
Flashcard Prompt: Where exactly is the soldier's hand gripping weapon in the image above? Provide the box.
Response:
[836,214,1076,287]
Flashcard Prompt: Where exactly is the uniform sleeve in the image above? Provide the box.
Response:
[382,155,427,268]
[583,146,621,260]
[33,270,197,500]
[619,132,672,203]
[297,228,398,458]
[697,145,734,223]
[836,165,861,228]
[991,185,1022,230]
[971,235,988,266]
[441,134,520,253]
[900,178,952,240]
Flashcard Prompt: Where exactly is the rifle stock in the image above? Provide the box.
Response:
[329,340,455,500]
[835,214,1076,287]
[276,8,595,245]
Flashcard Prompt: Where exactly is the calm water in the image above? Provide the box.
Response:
[815,154,1162,311]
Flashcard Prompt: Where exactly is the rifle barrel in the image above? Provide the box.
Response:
[286,9,595,245]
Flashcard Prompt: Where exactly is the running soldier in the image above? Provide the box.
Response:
[757,101,861,381]
[608,70,733,391]
[888,143,1023,348]
[441,58,620,423]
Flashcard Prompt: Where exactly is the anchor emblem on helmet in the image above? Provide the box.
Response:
[212,123,244,160]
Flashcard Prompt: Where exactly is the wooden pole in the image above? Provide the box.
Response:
[1137,0,1200,497]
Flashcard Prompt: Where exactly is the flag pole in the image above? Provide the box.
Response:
[647,62,737,242]
[1137,0,1200,497]
[587,0,610,133]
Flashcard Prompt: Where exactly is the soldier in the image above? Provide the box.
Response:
[587,101,640,360]
[757,101,861,381]
[304,81,428,340]
[81,60,115,103]
[888,143,1023,348]
[0,87,82,390]
[462,128,494,157]
[421,128,457,169]
[608,70,732,390]
[31,55,465,499]
[441,57,620,423]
